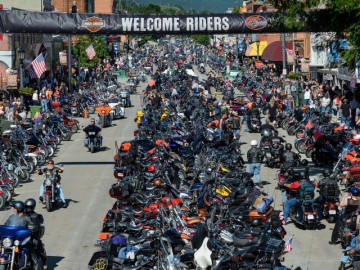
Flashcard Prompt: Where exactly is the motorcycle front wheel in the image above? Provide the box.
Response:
[0,195,5,211]
[2,171,19,188]
[45,195,52,212]
[17,169,30,183]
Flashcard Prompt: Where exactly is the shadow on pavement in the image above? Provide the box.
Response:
[47,256,65,269]
[57,161,114,165]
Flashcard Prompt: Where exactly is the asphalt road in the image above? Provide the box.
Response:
[0,72,342,270]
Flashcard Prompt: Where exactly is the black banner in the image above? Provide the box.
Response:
[0,10,356,34]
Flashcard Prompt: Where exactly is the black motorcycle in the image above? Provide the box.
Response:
[84,130,102,153]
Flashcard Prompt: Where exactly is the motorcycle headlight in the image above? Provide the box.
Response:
[14,240,19,246]
[2,238,12,248]
[45,179,52,186]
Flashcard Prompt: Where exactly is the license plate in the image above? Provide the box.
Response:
[343,171,348,175]
[329,210,336,215]
[307,214,314,220]
[266,153,271,157]
[117,173,124,177]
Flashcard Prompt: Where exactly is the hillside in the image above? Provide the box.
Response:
[135,0,243,13]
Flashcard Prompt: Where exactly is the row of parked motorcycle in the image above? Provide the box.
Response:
[88,64,293,269]
[0,112,80,211]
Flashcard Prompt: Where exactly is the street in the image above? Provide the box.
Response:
[0,78,341,270]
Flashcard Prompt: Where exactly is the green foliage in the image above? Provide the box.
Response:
[72,35,110,68]
[268,0,360,69]
[192,35,210,46]
[287,72,301,80]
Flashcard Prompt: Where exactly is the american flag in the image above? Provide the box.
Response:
[28,53,47,79]
[245,44,253,56]
[27,65,38,79]
[284,236,294,253]
[86,44,96,60]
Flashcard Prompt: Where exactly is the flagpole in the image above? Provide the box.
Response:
[68,35,72,93]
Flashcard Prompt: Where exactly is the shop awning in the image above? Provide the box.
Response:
[262,41,293,62]
[245,41,268,57]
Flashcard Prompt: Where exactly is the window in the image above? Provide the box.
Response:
[86,0,94,13]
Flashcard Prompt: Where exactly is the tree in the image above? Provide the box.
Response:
[192,35,210,46]
[72,35,110,67]
[268,0,360,69]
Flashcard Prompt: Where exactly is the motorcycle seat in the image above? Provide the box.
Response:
[233,235,260,248]
[111,257,124,264]
[128,236,147,245]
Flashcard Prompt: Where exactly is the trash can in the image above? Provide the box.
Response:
[29,106,42,118]
[0,120,12,134]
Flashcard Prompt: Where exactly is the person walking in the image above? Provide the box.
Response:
[247,140,264,188]
[40,88,48,113]
[32,90,39,105]
[304,87,311,105]
[340,99,351,127]
[350,95,360,129]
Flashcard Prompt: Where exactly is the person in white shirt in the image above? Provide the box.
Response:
[304,87,311,105]
[320,93,331,112]
[32,90,39,105]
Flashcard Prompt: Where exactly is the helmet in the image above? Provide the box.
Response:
[250,140,258,146]
[48,160,54,165]
[274,130,279,136]
[350,187,360,197]
[90,118,95,122]
[12,201,25,213]
[262,129,270,137]
[285,143,292,151]
[323,168,331,177]
[25,198,36,210]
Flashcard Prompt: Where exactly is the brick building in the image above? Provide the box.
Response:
[52,0,113,13]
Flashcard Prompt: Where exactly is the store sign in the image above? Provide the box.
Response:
[59,52,67,66]
[7,74,17,88]
[301,63,309,73]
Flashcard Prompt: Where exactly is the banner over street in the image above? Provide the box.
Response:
[0,10,356,34]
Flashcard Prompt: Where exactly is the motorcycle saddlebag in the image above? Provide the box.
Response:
[88,251,108,267]
[349,165,360,181]
[248,206,274,222]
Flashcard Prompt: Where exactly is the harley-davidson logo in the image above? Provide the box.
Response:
[245,15,267,31]
[83,17,105,33]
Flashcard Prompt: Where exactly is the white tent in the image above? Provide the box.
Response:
[186,69,198,77]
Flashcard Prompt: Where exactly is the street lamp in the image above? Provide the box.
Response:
[255,40,260,60]
[295,44,301,106]
[18,48,25,90]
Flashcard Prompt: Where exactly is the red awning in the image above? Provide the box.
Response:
[262,41,293,62]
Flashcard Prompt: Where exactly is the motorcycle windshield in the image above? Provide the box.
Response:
[341,143,354,157]
[0,225,32,242]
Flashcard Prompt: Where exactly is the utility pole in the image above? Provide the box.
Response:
[68,1,77,93]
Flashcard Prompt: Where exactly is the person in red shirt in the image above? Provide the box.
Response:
[281,175,316,224]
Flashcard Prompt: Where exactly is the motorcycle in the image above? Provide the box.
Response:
[96,106,113,128]
[119,89,131,107]
[0,225,41,270]
[39,167,63,212]
[84,130,102,153]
